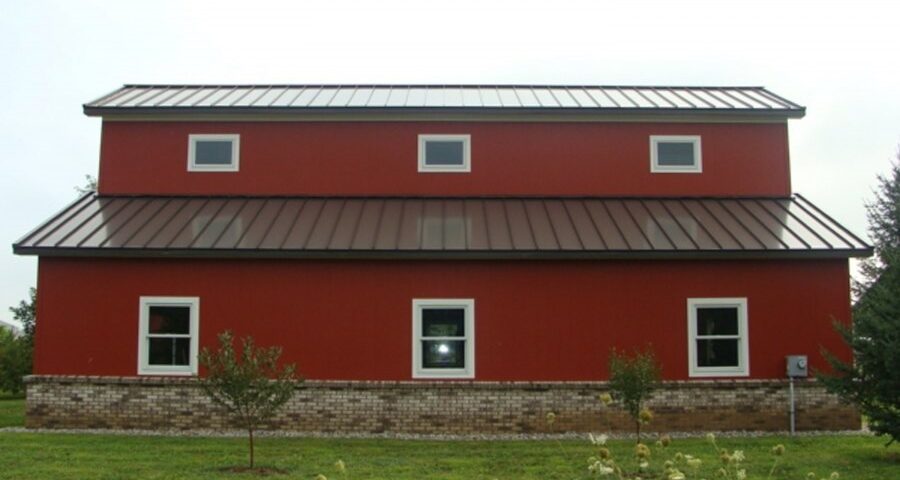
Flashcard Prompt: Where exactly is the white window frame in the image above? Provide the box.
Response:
[418,134,471,173]
[412,299,475,379]
[650,135,702,173]
[188,134,240,172]
[687,297,749,378]
[138,296,200,376]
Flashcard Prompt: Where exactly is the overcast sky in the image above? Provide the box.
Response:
[1,0,898,323]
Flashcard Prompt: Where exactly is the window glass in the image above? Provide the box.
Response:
[194,141,234,165]
[696,339,739,367]
[696,307,738,335]
[148,306,190,334]
[657,142,696,166]
[422,308,465,336]
[413,299,474,378]
[422,340,466,368]
[425,141,465,166]
[148,337,191,366]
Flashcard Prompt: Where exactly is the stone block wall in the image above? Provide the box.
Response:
[25,375,859,433]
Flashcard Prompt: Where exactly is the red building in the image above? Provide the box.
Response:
[15,85,869,433]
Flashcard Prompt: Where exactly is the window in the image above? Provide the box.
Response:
[687,298,749,377]
[418,134,471,172]
[412,299,475,378]
[650,135,701,173]
[138,297,199,375]
[188,134,240,172]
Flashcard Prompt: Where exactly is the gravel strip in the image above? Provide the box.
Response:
[0,427,873,441]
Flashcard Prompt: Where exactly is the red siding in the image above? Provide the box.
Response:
[35,257,849,381]
[98,121,791,197]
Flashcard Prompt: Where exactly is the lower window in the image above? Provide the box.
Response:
[138,296,199,375]
[412,299,475,378]
[687,298,749,377]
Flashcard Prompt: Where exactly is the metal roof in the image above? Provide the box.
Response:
[84,85,805,118]
[14,194,869,259]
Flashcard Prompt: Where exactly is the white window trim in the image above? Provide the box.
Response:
[687,297,749,378]
[412,299,475,379]
[188,134,240,172]
[650,135,702,173]
[138,296,200,376]
[417,134,471,173]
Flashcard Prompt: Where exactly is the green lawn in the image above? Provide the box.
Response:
[0,393,24,428]
[0,432,895,479]
[0,399,896,479]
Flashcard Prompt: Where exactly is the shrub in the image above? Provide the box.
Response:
[0,328,31,394]
[198,331,299,469]
[608,347,661,442]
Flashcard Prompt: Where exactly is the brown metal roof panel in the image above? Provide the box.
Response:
[190,199,246,248]
[373,200,404,250]
[503,201,538,250]
[15,194,95,248]
[236,199,285,248]
[463,200,491,250]
[522,200,560,250]
[560,200,606,250]
[288,199,337,249]
[678,200,742,249]
[542,200,583,250]
[420,200,444,250]
[396,199,424,249]
[483,201,513,250]
[349,199,385,249]
[78,198,150,248]
[660,200,723,250]
[581,200,630,250]
[55,198,131,248]
[695,200,766,249]
[620,200,673,249]
[258,200,307,249]
[770,199,848,249]
[166,199,228,248]
[212,199,266,249]
[640,200,697,250]
[443,200,468,250]
[755,199,831,249]
[793,195,870,250]
[327,199,365,250]
[737,200,810,249]
[31,196,106,248]
[716,200,787,249]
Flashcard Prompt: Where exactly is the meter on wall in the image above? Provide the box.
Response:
[786,355,808,378]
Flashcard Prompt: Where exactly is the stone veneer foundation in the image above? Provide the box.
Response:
[25,375,859,433]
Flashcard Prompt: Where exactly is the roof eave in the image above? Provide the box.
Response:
[13,246,871,260]
[82,105,806,120]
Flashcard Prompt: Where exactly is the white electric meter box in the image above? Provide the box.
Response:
[786,355,808,378]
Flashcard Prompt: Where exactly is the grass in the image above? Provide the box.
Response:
[0,392,24,428]
[0,400,896,479]
[0,432,895,479]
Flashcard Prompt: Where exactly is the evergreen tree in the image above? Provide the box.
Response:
[820,155,900,445]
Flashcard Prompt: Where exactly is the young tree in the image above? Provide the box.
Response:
[198,331,299,468]
[2,287,36,394]
[608,347,661,442]
[820,155,900,445]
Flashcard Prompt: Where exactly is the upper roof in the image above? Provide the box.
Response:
[84,85,805,118]
[14,194,869,260]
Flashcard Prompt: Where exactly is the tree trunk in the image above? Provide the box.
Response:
[249,426,255,468]
[636,419,641,444]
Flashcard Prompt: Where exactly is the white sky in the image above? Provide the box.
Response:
[1,0,898,323]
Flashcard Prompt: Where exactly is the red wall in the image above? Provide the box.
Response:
[35,257,849,380]
[98,121,791,197]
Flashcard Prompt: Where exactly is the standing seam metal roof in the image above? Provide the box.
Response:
[84,85,805,116]
[13,194,870,259]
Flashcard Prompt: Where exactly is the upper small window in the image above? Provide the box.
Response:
[418,134,471,173]
[650,135,701,173]
[188,134,240,172]
[138,296,199,376]
[687,298,749,377]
